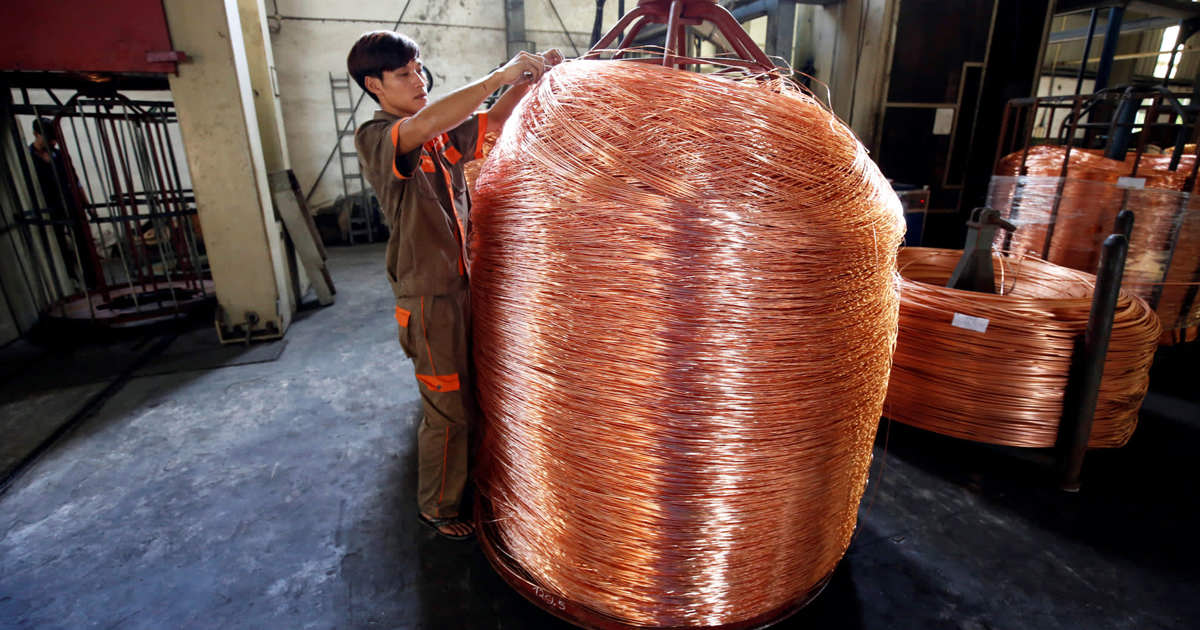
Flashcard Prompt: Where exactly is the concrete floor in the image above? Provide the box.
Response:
[1,243,1197,629]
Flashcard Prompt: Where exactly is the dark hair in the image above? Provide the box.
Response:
[347,31,420,103]
[32,117,54,137]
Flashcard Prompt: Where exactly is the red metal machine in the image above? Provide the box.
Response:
[1,0,185,75]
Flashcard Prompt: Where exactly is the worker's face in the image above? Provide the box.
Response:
[368,59,428,117]
[33,132,56,149]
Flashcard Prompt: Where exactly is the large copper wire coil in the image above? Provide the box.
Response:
[992,145,1200,337]
[885,248,1161,449]
[468,60,905,628]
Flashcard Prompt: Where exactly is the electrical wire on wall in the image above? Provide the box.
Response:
[469,59,905,627]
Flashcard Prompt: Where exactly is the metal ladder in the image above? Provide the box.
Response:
[328,73,374,244]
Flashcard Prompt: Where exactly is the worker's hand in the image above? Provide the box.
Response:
[496,49,563,86]
[540,49,564,68]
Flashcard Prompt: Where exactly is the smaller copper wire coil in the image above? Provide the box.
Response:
[885,248,1161,449]
[993,145,1200,337]
[994,146,1127,272]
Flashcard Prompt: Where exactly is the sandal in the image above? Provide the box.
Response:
[418,512,475,541]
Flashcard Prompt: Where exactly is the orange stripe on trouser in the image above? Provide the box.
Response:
[415,373,460,392]
[412,292,468,513]
[415,372,460,505]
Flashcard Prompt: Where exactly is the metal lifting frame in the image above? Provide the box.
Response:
[13,89,211,326]
[584,0,776,74]
[994,87,1200,320]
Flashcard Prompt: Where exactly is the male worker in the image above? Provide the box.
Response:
[29,117,97,287]
[348,31,561,540]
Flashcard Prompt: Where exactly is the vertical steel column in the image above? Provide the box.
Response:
[591,0,607,47]
[1059,232,1130,491]
[765,0,797,65]
[1075,9,1098,96]
[1093,6,1125,91]
[506,0,532,58]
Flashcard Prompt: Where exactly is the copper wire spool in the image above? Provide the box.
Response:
[993,146,1200,338]
[994,146,1125,272]
[1115,155,1200,335]
[885,248,1161,448]
[468,60,904,628]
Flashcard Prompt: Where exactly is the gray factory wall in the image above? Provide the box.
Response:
[268,0,622,210]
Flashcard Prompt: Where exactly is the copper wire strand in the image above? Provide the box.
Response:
[468,60,905,627]
[885,247,1161,449]
[588,45,803,85]
[992,145,1200,336]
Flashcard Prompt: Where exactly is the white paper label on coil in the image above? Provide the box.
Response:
[1117,176,1146,190]
[951,313,989,333]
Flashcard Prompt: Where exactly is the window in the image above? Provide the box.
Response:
[1153,25,1181,79]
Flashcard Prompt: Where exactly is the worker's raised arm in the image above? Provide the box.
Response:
[394,51,555,155]
[485,49,564,134]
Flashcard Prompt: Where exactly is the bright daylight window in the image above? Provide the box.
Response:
[1153,25,1180,79]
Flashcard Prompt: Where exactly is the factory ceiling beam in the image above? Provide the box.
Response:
[1056,0,1200,20]
[1048,16,1179,44]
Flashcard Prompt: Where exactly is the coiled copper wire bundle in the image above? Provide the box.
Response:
[1114,154,1200,335]
[994,146,1125,272]
[468,60,904,627]
[885,248,1160,448]
[992,146,1200,339]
